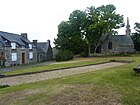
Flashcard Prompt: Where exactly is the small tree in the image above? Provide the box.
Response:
[0,55,5,67]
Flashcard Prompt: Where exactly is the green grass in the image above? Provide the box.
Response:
[0,56,140,105]
[3,57,114,76]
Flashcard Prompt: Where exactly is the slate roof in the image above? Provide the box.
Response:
[0,40,3,46]
[100,33,108,42]
[0,31,31,47]
[34,42,50,53]
[113,35,134,45]
[100,34,134,46]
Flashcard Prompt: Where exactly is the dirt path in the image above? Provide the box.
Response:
[0,62,127,86]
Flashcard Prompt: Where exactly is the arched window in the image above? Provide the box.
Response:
[108,42,112,49]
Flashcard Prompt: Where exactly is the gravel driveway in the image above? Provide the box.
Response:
[0,62,127,86]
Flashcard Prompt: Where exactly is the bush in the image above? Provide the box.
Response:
[80,52,89,57]
[0,55,5,67]
[55,50,74,62]
[0,85,10,88]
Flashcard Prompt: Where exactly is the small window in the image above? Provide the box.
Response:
[29,52,33,59]
[108,42,112,49]
[12,53,17,61]
[11,42,16,49]
[21,46,25,49]
[29,44,32,49]
[1,52,4,55]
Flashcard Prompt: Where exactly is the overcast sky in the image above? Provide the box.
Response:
[0,0,139,47]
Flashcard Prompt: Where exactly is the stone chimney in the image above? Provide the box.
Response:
[21,33,28,39]
[47,40,50,45]
[33,40,38,44]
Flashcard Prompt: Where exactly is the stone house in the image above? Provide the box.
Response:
[32,40,53,62]
[96,17,135,54]
[0,31,36,66]
[52,47,59,59]
[0,31,53,66]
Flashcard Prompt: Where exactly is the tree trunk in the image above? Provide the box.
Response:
[94,38,102,53]
[94,44,98,53]
[88,44,91,56]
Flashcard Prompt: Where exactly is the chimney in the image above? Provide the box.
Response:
[33,40,38,44]
[47,40,50,44]
[21,33,28,39]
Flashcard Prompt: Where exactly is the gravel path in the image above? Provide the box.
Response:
[0,62,127,86]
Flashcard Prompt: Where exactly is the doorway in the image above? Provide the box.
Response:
[96,46,101,53]
[22,53,25,64]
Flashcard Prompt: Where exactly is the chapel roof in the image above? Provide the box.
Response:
[113,35,134,45]
[100,34,134,46]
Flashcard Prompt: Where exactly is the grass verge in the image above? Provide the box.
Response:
[3,57,111,76]
[0,56,140,105]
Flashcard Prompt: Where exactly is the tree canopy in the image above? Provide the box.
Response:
[132,22,140,51]
[54,4,124,55]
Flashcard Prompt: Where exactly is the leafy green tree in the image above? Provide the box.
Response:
[54,21,72,50]
[54,4,124,56]
[132,22,140,51]
[83,4,124,55]
[54,10,87,54]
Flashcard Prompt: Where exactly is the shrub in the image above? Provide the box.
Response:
[0,85,10,88]
[55,50,74,62]
[80,52,89,57]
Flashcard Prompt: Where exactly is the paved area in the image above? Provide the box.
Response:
[0,62,127,86]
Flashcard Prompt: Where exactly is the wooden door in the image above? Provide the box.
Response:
[22,53,25,64]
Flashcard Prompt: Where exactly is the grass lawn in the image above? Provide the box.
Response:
[2,56,136,76]
[0,55,140,105]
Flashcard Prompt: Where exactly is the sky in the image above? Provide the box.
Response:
[0,0,139,47]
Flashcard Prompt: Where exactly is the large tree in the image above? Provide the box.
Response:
[83,4,124,55]
[132,22,140,51]
[54,4,124,55]
[54,10,87,54]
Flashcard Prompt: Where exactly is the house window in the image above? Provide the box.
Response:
[21,46,25,49]
[29,44,32,49]
[29,52,33,59]
[12,53,17,61]
[1,52,4,55]
[11,42,16,49]
[108,42,112,49]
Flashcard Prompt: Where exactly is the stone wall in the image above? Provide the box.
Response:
[100,37,134,54]
[1,47,37,66]
[101,37,119,54]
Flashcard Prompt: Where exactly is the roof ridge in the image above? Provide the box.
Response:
[38,42,48,44]
[0,31,20,36]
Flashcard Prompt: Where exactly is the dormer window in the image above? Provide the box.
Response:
[29,44,32,49]
[11,42,16,49]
